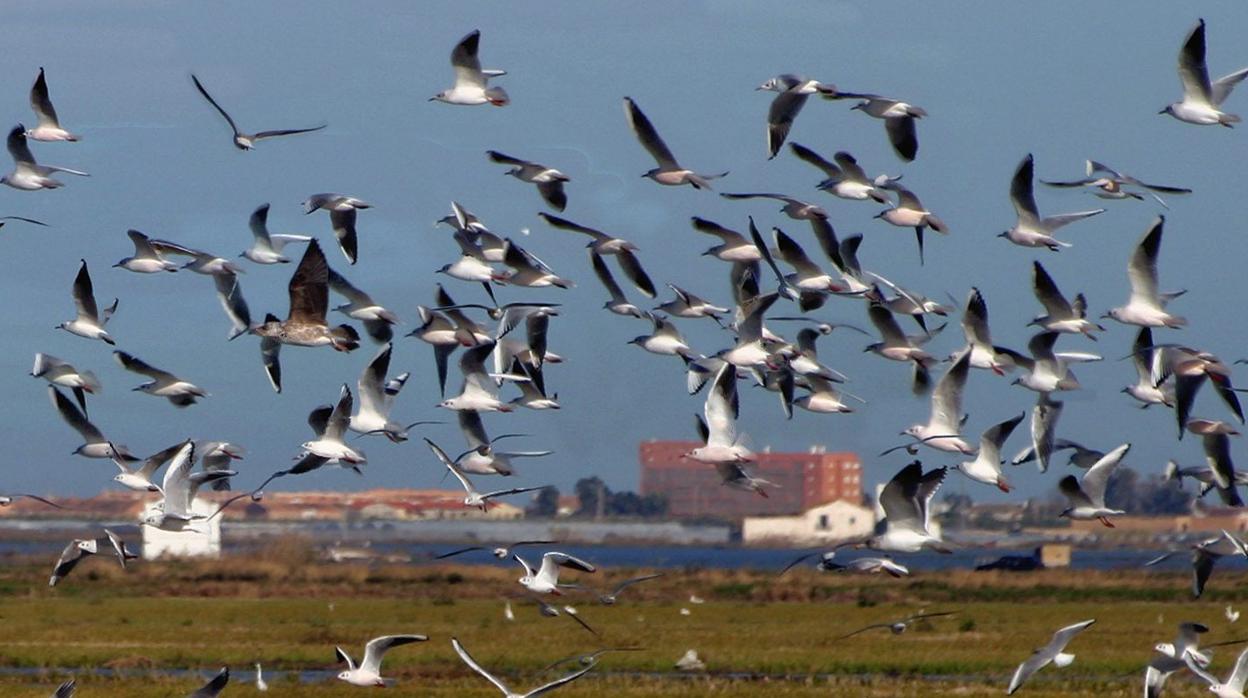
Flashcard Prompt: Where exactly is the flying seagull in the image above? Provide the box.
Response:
[26,68,78,142]
[49,386,135,461]
[1184,646,1248,698]
[539,213,654,297]
[190,74,325,150]
[252,240,361,392]
[57,260,117,345]
[1162,18,1248,126]
[243,203,313,264]
[513,551,597,595]
[113,351,207,407]
[31,353,100,416]
[424,438,548,510]
[452,637,595,697]
[1041,159,1191,208]
[335,635,428,687]
[840,461,950,554]
[954,412,1025,492]
[790,144,894,203]
[1104,216,1186,328]
[1002,154,1105,251]
[623,96,726,190]
[432,30,509,106]
[1007,619,1096,694]
[756,74,839,158]
[1057,444,1131,527]
[835,611,956,640]
[48,529,136,587]
[843,94,926,161]
[2,124,88,190]
[435,540,555,560]
[303,193,371,264]
[874,181,947,265]
[488,151,570,211]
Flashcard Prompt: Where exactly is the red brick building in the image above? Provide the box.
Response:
[639,440,862,519]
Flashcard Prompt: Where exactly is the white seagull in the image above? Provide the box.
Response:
[956,287,1018,375]
[301,385,366,465]
[243,203,313,264]
[1057,443,1131,527]
[328,267,400,343]
[1001,154,1104,251]
[113,229,181,273]
[49,387,135,461]
[457,409,551,476]
[624,96,726,190]
[686,363,754,466]
[440,341,516,412]
[789,144,893,203]
[1146,622,1220,698]
[57,260,117,344]
[513,551,596,595]
[539,213,654,297]
[48,529,136,586]
[31,353,100,416]
[142,441,236,531]
[1162,19,1248,126]
[452,637,595,697]
[349,344,428,443]
[842,461,949,554]
[26,68,78,142]
[1042,159,1192,208]
[1185,646,1248,698]
[1,124,87,190]
[111,442,185,492]
[335,635,428,687]
[689,217,761,263]
[844,94,926,161]
[1007,619,1096,694]
[894,349,974,455]
[1104,216,1186,328]
[191,74,325,150]
[874,181,947,265]
[1029,261,1103,339]
[431,30,509,106]
[424,438,548,510]
[113,351,207,407]
[488,151,570,211]
[303,193,370,265]
[628,314,693,358]
[756,74,838,158]
[954,413,1024,492]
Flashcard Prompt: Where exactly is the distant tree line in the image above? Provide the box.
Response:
[524,477,668,519]
[940,467,1193,530]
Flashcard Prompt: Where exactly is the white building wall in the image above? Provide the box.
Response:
[742,500,875,545]
[140,499,222,560]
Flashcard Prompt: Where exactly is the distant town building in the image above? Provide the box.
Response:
[639,441,862,519]
[742,500,875,545]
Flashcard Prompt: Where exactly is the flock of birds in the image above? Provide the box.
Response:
[6,14,1248,698]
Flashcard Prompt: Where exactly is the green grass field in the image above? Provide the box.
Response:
[0,547,1243,696]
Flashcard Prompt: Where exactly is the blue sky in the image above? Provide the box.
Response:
[5,1,1248,505]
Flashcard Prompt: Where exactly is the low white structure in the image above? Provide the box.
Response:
[742,500,876,545]
[140,499,222,560]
